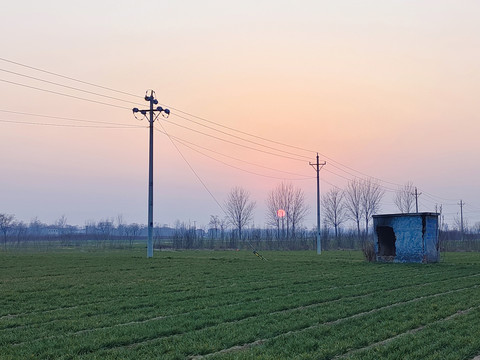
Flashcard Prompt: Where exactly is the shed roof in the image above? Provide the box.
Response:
[373,212,439,219]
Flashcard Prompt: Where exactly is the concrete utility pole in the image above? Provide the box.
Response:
[133,90,170,258]
[414,187,421,213]
[459,200,465,241]
[310,153,326,255]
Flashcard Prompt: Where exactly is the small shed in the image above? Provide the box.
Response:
[373,213,440,263]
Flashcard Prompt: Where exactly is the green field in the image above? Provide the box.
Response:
[1,249,480,359]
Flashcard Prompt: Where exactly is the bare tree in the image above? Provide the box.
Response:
[394,182,415,213]
[208,215,220,239]
[473,222,480,236]
[13,221,27,245]
[265,182,308,239]
[361,178,385,237]
[97,219,114,240]
[265,182,291,238]
[288,186,309,238]
[124,223,141,247]
[0,213,15,250]
[266,184,283,236]
[116,214,125,237]
[55,215,68,237]
[322,188,347,238]
[344,179,364,239]
[224,186,256,241]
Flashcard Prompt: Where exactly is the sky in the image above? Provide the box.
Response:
[1,1,480,230]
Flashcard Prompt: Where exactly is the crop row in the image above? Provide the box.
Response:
[1,250,480,359]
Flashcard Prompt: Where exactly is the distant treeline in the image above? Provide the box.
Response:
[0,214,479,252]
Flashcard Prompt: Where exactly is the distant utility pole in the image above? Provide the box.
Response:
[413,187,422,213]
[310,153,326,255]
[132,90,170,258]
[458,200,465,241]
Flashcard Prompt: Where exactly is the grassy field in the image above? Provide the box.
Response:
[1,249,480,359]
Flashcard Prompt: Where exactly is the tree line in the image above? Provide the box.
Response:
[1,179,479,251]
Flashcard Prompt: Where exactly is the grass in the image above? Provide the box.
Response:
[1,249,480,359]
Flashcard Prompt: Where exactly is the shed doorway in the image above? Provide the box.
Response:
[376,226,396,257]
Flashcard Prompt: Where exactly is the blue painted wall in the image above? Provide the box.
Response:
[373,213,439,263]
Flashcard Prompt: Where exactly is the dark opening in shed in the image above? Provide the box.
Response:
[377,226,396,257]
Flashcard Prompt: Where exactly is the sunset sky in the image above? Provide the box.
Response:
[1,1,480,230]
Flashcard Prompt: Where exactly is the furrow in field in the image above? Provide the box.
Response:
[187,284,480,359]
[333,306,479,359]
[2,266,475,326]
[7,272,479,346]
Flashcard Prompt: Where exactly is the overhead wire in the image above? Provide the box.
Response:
[0,56,477,212]
[155,122,226,214]
[153,126,312,178]
[0,57,141,99]
[0,119,141,129]
[161,131,313,181]
[0,109,145,128]
[0,57,407,189]
[161,118,308,162]
[171,112,312,160]
[0,68,144,108]
[0,78,131,110]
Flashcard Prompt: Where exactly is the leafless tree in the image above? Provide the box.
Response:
[344,179,364,239]
[55,215,67,228]
[394,182,415,213]
[208,215,220,239]
[361,178,385,237]
[322,188,347,238]
[116,214,125,237]
[13,221,27,245]
[224,186,256,241]
[453,215,468,235]
[55,215,68,237]
[289,186,309,238]
[266,182,292,238]
[265,182,308,239]
[0,213,15,250]
[473,222,480,235]
[124,223,141,247]
[97,218,114,240]
[266,184,284,238]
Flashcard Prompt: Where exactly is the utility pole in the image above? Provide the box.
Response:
[133,90,170,258]
[459,200,464,241]
[413,187,422,213]
[310,153,326,255]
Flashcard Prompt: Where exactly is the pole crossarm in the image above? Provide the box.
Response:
[132,90,170,258]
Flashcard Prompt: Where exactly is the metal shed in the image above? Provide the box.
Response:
[373,213,440,263]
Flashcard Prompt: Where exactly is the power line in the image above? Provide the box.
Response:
[165,106,314,154]
[154,126,312,178]
[0,56,474,208]
[0,57,141,99]
[0,58,413,189]
[326,161,398,192]
[168,133,313,181]
[0,109,144,128]
[421,191,458,204]
[156,122,226,214]
[0,68,143,107]
[161,118,308,162]
[171,112,311,160]
[0,118,141,129]
[0,78,131,110]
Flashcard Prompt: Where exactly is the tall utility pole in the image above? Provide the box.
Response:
[310,153,326,255]
[413,187,421,213]
[459,200,465,241]
[133,90,170,258]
